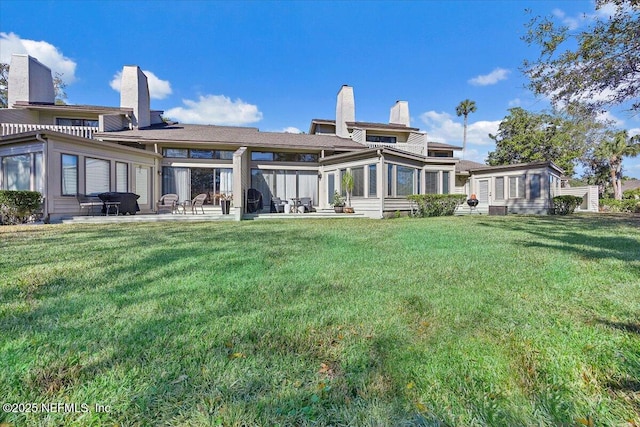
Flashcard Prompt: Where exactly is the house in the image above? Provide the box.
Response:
[0,54,595,221]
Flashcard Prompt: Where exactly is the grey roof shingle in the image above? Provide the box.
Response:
[97,123,365,150]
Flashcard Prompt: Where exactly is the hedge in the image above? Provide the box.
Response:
[599,198,640,213]
[407,194,467,217]
[0,190,43,225]
[552,195,583,215]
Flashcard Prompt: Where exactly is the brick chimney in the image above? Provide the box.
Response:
[335,85,355,138]
[120,66,150,128]
[389,100,410,127]
[7,54,55,108]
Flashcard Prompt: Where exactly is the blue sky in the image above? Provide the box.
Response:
[1,0,639,178]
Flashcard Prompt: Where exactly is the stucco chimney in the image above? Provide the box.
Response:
[389,100,410,127]
[336,85,355,138]
[120,66,150,128]
[7,54,55,108]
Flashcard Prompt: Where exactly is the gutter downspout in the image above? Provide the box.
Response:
[35,133,49,223]
[378,149,384,219]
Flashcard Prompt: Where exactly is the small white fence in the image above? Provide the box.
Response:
[1,123,98,139]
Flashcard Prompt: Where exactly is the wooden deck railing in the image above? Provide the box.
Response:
[1,123,98,139]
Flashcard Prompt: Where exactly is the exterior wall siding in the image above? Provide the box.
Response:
[559,186,599,212]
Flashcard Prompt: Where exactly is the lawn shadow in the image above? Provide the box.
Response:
[475,215,640,272]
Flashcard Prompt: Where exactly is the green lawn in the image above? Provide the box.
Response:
[1,215,639,426]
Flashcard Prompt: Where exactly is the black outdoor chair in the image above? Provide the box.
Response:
[299,197,314,213]
[271,196,286,213]
[247,188,263,213]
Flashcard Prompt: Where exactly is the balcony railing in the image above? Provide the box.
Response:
[1,123,98,139]
[363,142,426,156]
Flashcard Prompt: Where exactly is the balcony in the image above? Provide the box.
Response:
[1,123,98,139]
[363,142,426,156]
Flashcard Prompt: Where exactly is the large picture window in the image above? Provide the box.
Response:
[251,169,318,212]
[2,154,31,190]
[396,166,414,196]
[85,158,110,195]
[61,154,78,196]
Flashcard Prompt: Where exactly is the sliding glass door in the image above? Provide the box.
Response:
[162,167,233,205]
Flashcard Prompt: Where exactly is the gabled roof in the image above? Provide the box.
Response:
[96,123,365,151]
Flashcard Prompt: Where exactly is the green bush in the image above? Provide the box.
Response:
[0,190,43,225]
[599,198,640,213]
[623,187,640,200]
[552,195,583,215]
[407,194,467,217]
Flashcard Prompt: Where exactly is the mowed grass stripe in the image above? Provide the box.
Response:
[0,215,638,426]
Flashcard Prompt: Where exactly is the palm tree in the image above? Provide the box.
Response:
[455,99,477,158]
[595,130,640,200]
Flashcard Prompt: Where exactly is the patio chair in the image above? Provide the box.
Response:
[271,197,286,213]
[247,188,263,213]
[181,193,207,214]
[156,193,179,214]
[299,197,314,213]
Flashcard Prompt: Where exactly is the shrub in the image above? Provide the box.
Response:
[599,198,640,213]
[0,190,43,225]
[623,187,640,200]
[407,194,467,217]
[552,195,583,215]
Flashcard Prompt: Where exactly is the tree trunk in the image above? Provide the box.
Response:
[463,115,468,159]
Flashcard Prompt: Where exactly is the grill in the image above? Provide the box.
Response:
[467,194,480,214]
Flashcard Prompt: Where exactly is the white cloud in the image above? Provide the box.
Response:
[508,98,521,107]
[110,70,172,100]
[281,127,302,133]
[164,94,263,126]
[468,68,510,86]
[420,110,501,163]
[0,32,77,83]
[629,127,640,138]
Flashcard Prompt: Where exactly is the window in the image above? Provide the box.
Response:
[425,171,438,194]
[387,164,393,196]
[366,135,397,144]
[35,153,43,194]
[250,169,317,207]
[251,151,318,162]
[328,173,335,203]
[85,158,110,195]
[56,118,98,127]
[442,171,450,194]
[396,166,414,196]
[368,164,377,197]
[352,167,364,197]
[136,166,149,205]
[2,154,31,190]
[163,148,188,158]
[116,162,128,192]
[340,169,347,197]
[61,154,78,196]
[190,149,214,159]
[530,174,541,199]
[509,175,526,199]
[495,177,504,200]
